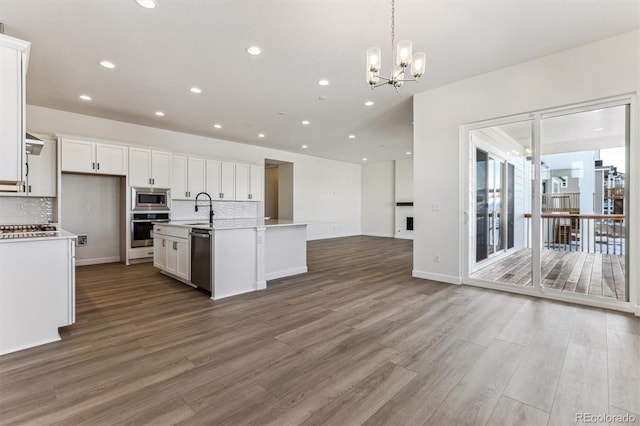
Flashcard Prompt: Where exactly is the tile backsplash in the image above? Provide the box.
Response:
[171,200,259,220]
[0,197,55,224]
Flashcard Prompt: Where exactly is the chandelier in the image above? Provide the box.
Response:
[366,0,426,91]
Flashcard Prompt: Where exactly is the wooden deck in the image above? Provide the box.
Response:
[470,248,627,301]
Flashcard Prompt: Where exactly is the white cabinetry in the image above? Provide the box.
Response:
[171,155,205,200]
[153,225,190,281]
[24,139,56,197]
[206,159,235,200]
[61,138,127,176]
[129,147,171,188]
[0,35,29,190]
[235,163,264,201]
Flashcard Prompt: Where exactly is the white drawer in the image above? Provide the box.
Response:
[165,226,190,239]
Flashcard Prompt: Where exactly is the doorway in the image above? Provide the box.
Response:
[264,159,293,220]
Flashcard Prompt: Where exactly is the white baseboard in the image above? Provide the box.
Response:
[362,232,395,238]
[394,234,414,240]
[76,256,121,266]
[266,266,308,281]
[412,270,461,285]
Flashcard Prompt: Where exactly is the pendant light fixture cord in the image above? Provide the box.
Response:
[391,0,395,61]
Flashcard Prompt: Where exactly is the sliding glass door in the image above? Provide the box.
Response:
[467,100,630,306]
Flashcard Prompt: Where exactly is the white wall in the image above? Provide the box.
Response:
[61,174,121,265]
[395,158,414,239]
[26,105,362,240]
[361,161,395,237]
[278,163,294,221]
[413,30,639,312]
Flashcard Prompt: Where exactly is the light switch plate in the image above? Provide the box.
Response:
[431,202,441,211]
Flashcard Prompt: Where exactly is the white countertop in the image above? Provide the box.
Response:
[0,229,77,243]
[161,219,307,230]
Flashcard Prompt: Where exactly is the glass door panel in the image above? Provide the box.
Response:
[470,120,533,287]
[540,105,629,302]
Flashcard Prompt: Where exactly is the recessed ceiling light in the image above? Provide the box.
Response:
[302,145,308,149]
[135,0,156,9]
[318,79,330,86]
[277,111,285,116]
[318,96,328,101]
[362,158,368,161]
[348,134,356,139]
[190,87,202,94]
[155,111,165,117]
[213,124,222,129]
[258,133,265,138]
[406,151,412,155]
[594,127,604,131]
[79,94,92,101]
[301,120,310,125]
[246,46,262,56]
[99,60,115,69]
[364,101,374,106]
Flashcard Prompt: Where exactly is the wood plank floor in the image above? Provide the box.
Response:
[1,236,639,425]
[470,248,627,302]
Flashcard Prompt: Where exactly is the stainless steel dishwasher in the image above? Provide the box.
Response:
[190,228,212,292]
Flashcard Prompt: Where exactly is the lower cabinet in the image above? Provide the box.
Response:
[153,225,190,281]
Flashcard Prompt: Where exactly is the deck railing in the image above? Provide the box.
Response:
[524,213,625,255]
[542,193,580,214]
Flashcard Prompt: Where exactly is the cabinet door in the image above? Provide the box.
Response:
[220,161,236,200]
[129,147,152,187]
[61,139,95,173]
[96,143,127,176]
[235,163,250,201]
[206,159,221,200]
[175,238,190,281]
[153,235,167,270]
[187,157,206,200]
[151,150,171,188]
[171,155,188,200]
[165,237,178,276]
[26,139,56,197]
[250,165,264,201]
[0,45,23,184]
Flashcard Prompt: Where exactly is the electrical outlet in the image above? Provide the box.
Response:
[77,234,88,246]
[433,254,440,263]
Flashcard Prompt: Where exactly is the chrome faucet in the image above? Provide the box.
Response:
[194,192,214,226]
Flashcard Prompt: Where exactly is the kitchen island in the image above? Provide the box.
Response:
[0,230,77,355]
[153,219,307,300]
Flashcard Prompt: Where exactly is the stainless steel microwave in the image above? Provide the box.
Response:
[132,187,170,212]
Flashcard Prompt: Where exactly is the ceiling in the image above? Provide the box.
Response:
[1,0,638,164]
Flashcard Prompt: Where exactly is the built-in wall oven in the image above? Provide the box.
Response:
[131,212,170,248]
[132,187,170,212]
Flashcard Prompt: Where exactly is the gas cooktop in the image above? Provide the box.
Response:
[0,224,58,239]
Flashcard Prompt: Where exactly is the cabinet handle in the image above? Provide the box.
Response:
[162,239,165,247]
[173,241,177,250]
[147,252,153,255]
[97,163,100,170]
[219,193,223,199]
[149,178,152,184]
[22,184,26,193]
[92,162,95,170]
[25,162,29,177]
[28,185,31,193]
[152,178,155,185]
[249,194,252,199]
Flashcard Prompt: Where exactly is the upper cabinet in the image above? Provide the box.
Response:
[0,35,30,190]
[61,138,127,176]
[206,159,235,200]
[129,147,171,188]
[235,163,263,201]
[171,155,205,200]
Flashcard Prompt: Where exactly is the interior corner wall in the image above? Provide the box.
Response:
[265,167,279,219]
[413,30,640,297]
[361,161,395,237]
[26,105,362,241]
[395,158,414,239]
[278,163,294,220]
